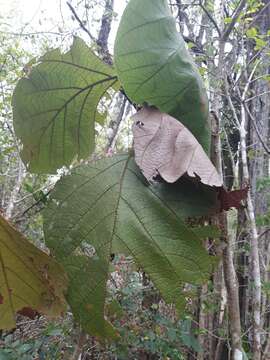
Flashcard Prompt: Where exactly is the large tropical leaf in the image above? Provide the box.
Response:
[13,37,118,174]
[114,0,210,152]
[0,215,67,330]
[44,154,216,338]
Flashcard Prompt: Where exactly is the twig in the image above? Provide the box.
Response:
[241,60,260,100]
[105,95,127,153]
[192,319,227,340]
[247,1,270,29]
[0,30,70,37]
[258,229,270,240]
[221,0,246,41]
[71,330,87,360]
[245,91,270,103]
[66,2,96,42]
[243,103,270,155]
[20,190,52,217]
[224,77,241,128]
[199,0,221,37]
[232,49,263,89]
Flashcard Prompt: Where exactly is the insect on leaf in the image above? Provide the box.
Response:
[13,37,118,174]
[0,215,67,330]
[132,107,222,187]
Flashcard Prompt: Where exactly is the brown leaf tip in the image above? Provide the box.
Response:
[18,307,39,319]
[219,186,249,211]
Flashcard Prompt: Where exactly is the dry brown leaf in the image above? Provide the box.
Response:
[0,215,67,330]
[219,186,249,211]
[132,107,222,187]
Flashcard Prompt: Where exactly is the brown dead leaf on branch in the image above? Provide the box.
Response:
[132,107,223,187]
[218,186,249,211]
[132,107,248,212]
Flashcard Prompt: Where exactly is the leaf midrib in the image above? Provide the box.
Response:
[37,76,117,167]
[119,193,204,280]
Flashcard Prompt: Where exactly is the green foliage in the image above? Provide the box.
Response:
[0,320,74,360]
[257,177,270,191]
[0,335,41,360]
[7,0,220,342]
[256,177,270,226]
[44,155,216,338]
[245,27,268,50]
[13,37,118,174]
[256,212,270,227]
[180,317,202,353]
[246,27,258,38]
[108,270,199,359]
[0,35,29,179]
[114,0,210,152]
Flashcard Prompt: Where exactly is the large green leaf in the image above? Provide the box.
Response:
[0,215,67,330]
[13,37,118,174]
[114,0,210,152]
[44,154,216,338]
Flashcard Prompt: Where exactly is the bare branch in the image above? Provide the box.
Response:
[241,60,260,101]
[258,229,270,240]
[199,0,221,37]
[243,104,270,155]
[247,1,270,29]
[245,91,270,103]
[66,2,96,42]
[221,0,246,41]
[106,95,127,153]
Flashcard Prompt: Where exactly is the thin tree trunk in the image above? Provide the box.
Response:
[70,331,86,360]
[214,267,227,360]
[105,94,127,153]
[6,159,25,219]
[211,40,244,358]
[263,335,270,360]
[222,215,243,360]
[198,283,208,360]
[240,103,262,359]
[249,4,270,355]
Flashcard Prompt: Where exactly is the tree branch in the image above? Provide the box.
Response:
[243,103,270,155]
[221,0,246,41]
[199,0,221,37]
[258,228,270,240]
[66,2,96,42]
[105,95,127,153]
[96,0,114,65]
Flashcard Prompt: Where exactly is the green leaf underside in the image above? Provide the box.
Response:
[151,177,219,219]
[44,154,216,338]
[0,215,67,330]
[13,37,118,174]
[114,0,210,152]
